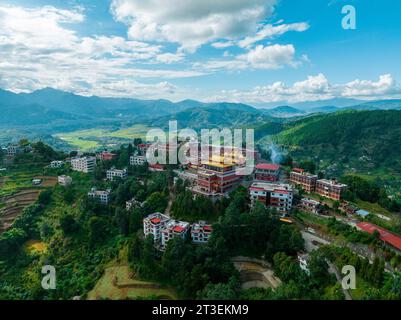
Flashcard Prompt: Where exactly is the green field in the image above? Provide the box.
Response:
[54,125,151,151]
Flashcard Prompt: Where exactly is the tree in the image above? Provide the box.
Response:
[59,214,80,235]
[87,216,111,245]
[143,192,168,214]
[114,208,129,236]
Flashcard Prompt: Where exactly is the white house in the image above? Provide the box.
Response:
[106,167,128,181]
[130,155,147,166]
[71,156,96,173]
[143,213,171,243]
[87,188,111,205]
[50,160,64,168]
[58,175,72,186]
[191,221,213,244]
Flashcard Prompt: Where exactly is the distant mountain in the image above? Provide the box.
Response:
[346,99,401,111]
[291,98,364,110]
[308,106,340,114]
[148,105,269,130]
[264,106,306,118]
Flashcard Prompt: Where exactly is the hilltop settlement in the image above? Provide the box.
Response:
[1,138,401,300]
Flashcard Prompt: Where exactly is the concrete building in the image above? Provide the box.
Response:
[254,163,280,182]
[143,213,171,243]
[6,145,21,157]
[249,182,294,214]
[161,220,190,249]
[50,160,64,168]
[97,151,117,161]
[191,221,213,244]
[126,198,144,211]
[58,175,72,186]
[300,198,322,214]
[290,168,318,193]
[130,155,147,166]
[71,156,96,173]
[87,188,111,205]
[106,167,127,181]
[316,179,347,201]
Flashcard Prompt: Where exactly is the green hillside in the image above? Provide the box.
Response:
[273,110,401,175]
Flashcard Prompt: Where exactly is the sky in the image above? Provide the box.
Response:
[0,0,401,105]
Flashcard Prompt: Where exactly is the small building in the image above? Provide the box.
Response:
[71,156,96,173]
[161,220,190,249]
[32,178,42,186]
[138,143,151,155]
[254,163,280,182]
[356,209,370,217]
[7,145,21,158]
[143,213,171,243]
[97,151,117,161]
[149,163,165,172]
[50,160,64,168]
[106,167,128,181]
[191,221,213,244]
[249,182,294,214]
[87,188,111,205]
[58,175,72,186]
[298,253,310,274]
[316,179,347,201]
[357,222,401,252]
[130,155,147,166]
[290,168,318,193]
[300,198,322,214]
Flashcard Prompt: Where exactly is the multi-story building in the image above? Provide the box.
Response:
[161,220,190,248]
[58,175,72,186]
[106,167,127,181]
[290,168,318,193]
[138,143,151,155]
[71,156,96,173]
[149,163,165,172]
[97,151,117,161]
[6,145,21,158]
[193,155,241,197]
[50,160,64,168]
[130,155,147,166]
[249,182,294,214]
[191,221,213,244]
[143,213,171,243]
[87,188,111,205]
[254,163,280,182]
[316,179,347,201]
[300,198,322,214]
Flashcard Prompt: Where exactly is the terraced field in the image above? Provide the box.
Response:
[0,175,58,233]
[88,264,176,300]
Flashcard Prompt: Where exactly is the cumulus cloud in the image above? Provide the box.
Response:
[110,0,277,52]
[206,74,401,104]
[0,5,204,98]
[196,44,299,71]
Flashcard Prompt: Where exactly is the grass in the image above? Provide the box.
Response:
[54,125,151,151]
[87,264,176,300]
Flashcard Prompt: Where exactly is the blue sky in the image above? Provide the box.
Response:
[0,0,400,105]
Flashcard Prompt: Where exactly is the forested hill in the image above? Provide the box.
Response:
[273,110,401,171]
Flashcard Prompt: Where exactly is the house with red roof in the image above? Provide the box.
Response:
[356,222,401,251]
[161,220,190,248]
[249,182,294,214]
[191,221,213,244]
[143,212,171,243]
[255,163,281,182]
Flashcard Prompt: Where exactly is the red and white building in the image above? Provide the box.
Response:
[143,213,171,243]
[249,182,294,214]
[255,163,280,182]
[193,156,241,197]
[149,163,165,172]
[97,151,117,161]
[316,179,347,201]
[290,168,318,193]
[300,198,322,214]
[161,220,190,248]
[191,222,213,244]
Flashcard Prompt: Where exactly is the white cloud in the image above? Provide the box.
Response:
[239,44,297,69]
[110,0,277,52]
[205,74,401,104]
[0,5,205,98]
[238,22,310,48]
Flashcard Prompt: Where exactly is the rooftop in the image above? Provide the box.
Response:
[357,222,401,251]
[256,163,280,171]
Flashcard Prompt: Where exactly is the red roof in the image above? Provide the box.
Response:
[249,186,266,192]
[357,222,401,251]
[149,163,164,169]
[203,226,213,232]
[273,189,290,194]
[173,226,185,233]
[256,163,280,171]
[292,168,305,173]
[150,218,161,224]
